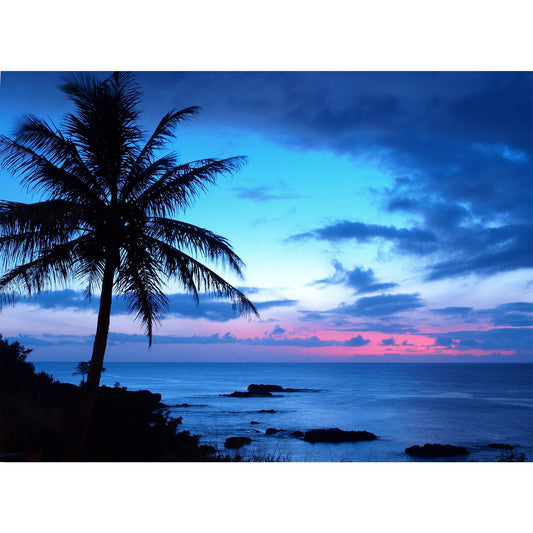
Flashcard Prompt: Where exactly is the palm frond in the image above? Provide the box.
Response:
[0,235,90,306]
[60,72,144,200]
[119,153,178,202]
[13,114,104,194]
[115,240,169,344]
[147,217,245,275]
[0,135,105,204]
[136,156,247,217]
[145,235,258,318]
[0,200,86,269]
[123,106,200,191]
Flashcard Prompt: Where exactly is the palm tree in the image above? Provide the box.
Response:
[0,72,258,459]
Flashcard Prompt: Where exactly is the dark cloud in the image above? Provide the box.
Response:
[21,290,296,322]
[128,73,531,163]
[424,223,532,280]
[381,337,396,346]
[292,217,532,281]
[340,335,370,347]
[312,261,397,294]
[480,302,533,327]
[22,289,92,311]
[433,307,473,318]
[433,302,533,327]
[15,330,370,349]
[334,293,424,317]
[270,325,286,337]
[254,299,298,310]
[292,221,438,255]
[434,335,454,347]
[431,327,533,352]
[298,309,420,334]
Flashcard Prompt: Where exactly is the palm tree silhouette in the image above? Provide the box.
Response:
[0,72,258,459]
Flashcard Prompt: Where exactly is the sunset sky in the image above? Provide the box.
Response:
[1,71,532,362]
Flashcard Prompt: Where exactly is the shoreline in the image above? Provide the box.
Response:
[3,352,532,462]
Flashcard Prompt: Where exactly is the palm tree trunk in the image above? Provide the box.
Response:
[62,260,116,460]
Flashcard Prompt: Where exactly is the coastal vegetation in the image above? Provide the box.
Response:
[0,72,257,459]
[0,335,223,461]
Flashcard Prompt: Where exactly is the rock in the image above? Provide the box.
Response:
[174,403,190,407]
[265,428,285,435]
[248,384,313,393]
[221,384,314,397]
[224,437,252,449]
[221,388,273,398]
[405,443,469,458]
[249,384,284,394]
[488,443,514,450]
[290,431,304,439]
[259,409,276,414]
[250,420,259,424]
[303,428,377,444]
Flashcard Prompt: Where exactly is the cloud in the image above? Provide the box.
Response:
[480,302,533,327]
[236,286,263,295]
[340,335,370,347]
[434,335,454,347]
[433,307,473,317]
[334,293,424,317]
[21,290,296,322]
[15,330,371,349]
[234,185,299,202]
[381,337,395,346]
[291,221,438,255]
[293,217,532,281]
[254,299,299,310]
[270,325,286,337]
[424,224,532,280]
[298,309,421,334]
[431,327,533,352]
[312,261,397,294]
[433,301,533,327]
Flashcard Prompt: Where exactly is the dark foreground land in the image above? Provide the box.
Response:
[0,336,223,461]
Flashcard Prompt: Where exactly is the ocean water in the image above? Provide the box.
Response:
[34,362,533,462]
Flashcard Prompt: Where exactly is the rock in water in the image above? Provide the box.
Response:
[405,443,469,458]
[302,428,377,443]
[488,443,514,450]
[221,384,314,397]
[248,384,285,394]
[224,437,252,449]
[265,428,285,435]
[290,431,304,439]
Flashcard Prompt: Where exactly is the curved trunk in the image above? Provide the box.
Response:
[62,260,116,460]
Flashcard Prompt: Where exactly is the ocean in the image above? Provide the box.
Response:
[34,362,533,462]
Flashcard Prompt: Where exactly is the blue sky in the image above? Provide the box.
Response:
[0,71,532,361]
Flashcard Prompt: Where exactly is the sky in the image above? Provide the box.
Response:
[0,71,532,362]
